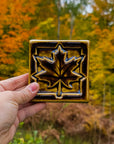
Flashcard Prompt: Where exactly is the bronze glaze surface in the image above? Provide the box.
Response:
[29,40,89,102]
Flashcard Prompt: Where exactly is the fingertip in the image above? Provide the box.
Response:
[28,82,39,93]
[41,103,46,108]
[34,103,46,111]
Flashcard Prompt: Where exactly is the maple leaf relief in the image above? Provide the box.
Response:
[32,45,84,98]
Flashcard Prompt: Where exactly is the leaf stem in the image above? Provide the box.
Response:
[58,80,61,97]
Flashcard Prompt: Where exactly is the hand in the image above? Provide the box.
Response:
[0,73,46,144]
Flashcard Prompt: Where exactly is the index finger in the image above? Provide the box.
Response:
[0,73,29,91]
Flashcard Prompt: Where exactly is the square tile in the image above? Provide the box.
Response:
[29,40,89,102]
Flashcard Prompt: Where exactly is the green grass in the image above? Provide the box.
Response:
[10,128,91,144]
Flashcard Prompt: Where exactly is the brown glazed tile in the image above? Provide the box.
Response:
[29,40,89,102]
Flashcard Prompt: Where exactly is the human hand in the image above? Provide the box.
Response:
[0,73,46,144]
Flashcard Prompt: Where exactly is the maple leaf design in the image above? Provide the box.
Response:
[32,45,84,98]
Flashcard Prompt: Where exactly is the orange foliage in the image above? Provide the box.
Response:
[0,0,40,65]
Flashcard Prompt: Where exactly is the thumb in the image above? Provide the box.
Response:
[12,82,39,105]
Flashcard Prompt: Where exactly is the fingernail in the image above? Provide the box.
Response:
[28,82,39,93]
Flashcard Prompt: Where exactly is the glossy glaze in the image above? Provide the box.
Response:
[29,40,89,102]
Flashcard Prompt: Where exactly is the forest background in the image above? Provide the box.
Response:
[0,0,114,143]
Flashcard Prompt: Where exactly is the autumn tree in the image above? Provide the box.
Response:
[0,0,40,78]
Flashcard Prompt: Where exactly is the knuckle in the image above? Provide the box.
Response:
[21,89,31,103]
[0,82,5,91]
[21,91,28,103]
[8,91,16,101]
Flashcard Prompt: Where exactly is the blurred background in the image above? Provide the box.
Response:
[0,0,114,143]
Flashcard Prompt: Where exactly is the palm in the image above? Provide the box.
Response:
[0,73,45,143]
